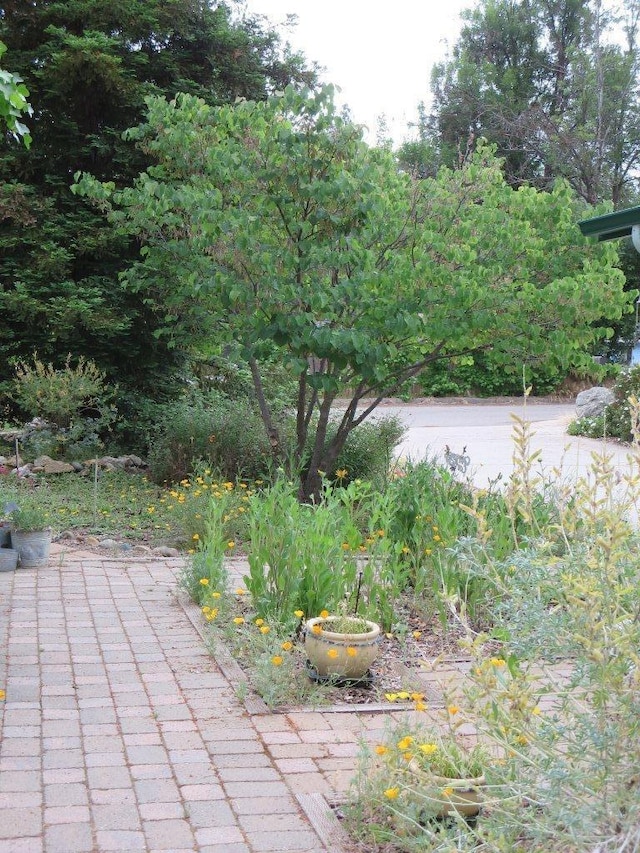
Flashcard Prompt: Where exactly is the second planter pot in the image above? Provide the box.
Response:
[304,615,381,681]
[11,529,52,569]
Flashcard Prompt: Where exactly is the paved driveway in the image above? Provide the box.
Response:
[369,401,640,500]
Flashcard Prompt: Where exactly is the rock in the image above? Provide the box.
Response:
[33,455,75,474]
[97,538,120,549]
[152,545,181,558]
[576,386,615,419]
[132,545,151,556]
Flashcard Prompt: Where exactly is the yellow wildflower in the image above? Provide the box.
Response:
[412,631,422,639]
[447,705,460,715]
[212,591,221,599]
[336,468,348,479]
[375,745,388,755]
[490,658,506,668]
[397,736,413,751]
[327,649,339,659]
[260,626,271,635]
[385,693,398,702]
[319,609,330,618]
[233,617,245,625]
[192,533,200,541]
[281,641,293,652]
[442,786,454,797]
[311,624,323,635]
[271,656,284,666]
[410,692,424,701]
[346,647,357,657]
[418,743,438,756]
[227,541,235,549]
[255,618,264,626]
[294,610,304,619]
[384,787,399,800]
[199,578,209,586]
[235,588,246,596]
[414,701,427,712]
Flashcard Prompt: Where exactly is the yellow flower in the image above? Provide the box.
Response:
[410,692,424,701]
[281,641,293,652]
[233,617,245,625]
[433,534,441,542]
[255,618,264,626]
[235,588,246,596]
[0,690,5,701]
[396,691,410,700]
[532,706,541,716]
[336,468,348,479]
[294,610,304,619]
[424,548,432,556]
[377,529,385,537]
[271,656,284,666]
[202,606,211,614]
[227,541,235,549]
[490,657,506,668]
[384,787,399,800]
[401,546,410,554]
[260,626,271,635]
[147,506,155,514]
[192,533,200,541]
[418,743,438,756]
[402,751,413,761]
[346,647,357,657]
[212,591,221,599]
[385,693,398,702]
[397,736,413,751]
[447,705,460,715]
[414,700,427,712]
[311,624,323,635]
[375,745,388,755]
[341,542,351,550]
[515,734,529,746]
[412,631,422,639]
[199,578,209,586]
[442,786,454,797]
[327,649,339,659]
[319,609,330,618]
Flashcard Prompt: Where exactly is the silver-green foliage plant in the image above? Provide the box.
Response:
[345,413,640,852]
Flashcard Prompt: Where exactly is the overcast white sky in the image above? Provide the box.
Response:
[243,0,474,144]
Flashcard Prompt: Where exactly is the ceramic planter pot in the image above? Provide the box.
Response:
[304,616,380,680]
[11,529,51,569]
[408,761,485,818]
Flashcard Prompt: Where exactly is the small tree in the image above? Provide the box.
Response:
[75,86,631,500]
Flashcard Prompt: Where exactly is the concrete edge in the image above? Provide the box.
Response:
[296,793,352,853]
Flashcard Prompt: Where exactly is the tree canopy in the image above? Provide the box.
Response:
[75,85,631,498]
[0,0,315,412]
[413,0,640,207]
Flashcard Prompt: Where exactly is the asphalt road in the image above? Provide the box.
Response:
[365,401,640,502]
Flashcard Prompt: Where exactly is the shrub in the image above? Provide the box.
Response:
[568,365,640,442]
[146,392,290,484]
[331,415,405,488]
[11,353,116,429]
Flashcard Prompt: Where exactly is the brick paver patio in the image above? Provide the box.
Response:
[1,545,367,853]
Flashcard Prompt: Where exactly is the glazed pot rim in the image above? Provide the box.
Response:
[304,616,380,641]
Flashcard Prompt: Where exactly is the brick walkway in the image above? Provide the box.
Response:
[1,545,368,853]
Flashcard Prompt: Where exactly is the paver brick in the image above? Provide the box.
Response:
[143,818,196,849]
[44,823,94,853]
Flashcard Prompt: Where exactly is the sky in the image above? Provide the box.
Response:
[243,0,473,144]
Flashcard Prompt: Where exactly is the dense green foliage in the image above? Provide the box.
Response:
[0,39,31,146]
[75,85,630,496]
[0,0,314,428]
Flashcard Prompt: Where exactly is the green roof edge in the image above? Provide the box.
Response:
[578,205,640,241]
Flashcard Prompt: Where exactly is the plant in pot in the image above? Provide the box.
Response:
[6,498,52,569]
[304,611,381,682]
[404,734,488,818]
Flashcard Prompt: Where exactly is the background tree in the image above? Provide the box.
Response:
[0,0,315,428]
[416,0,640,206]
[75,86,630,499]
